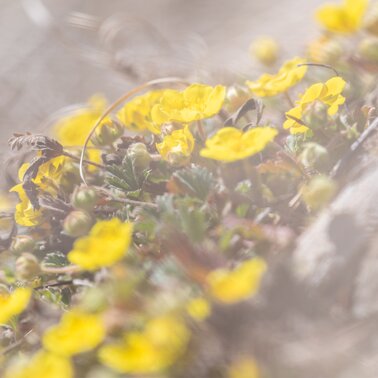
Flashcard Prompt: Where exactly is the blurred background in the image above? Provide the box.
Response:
[0,0,323,140]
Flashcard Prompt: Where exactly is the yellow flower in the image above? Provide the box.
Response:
[206,258,267,304]
[53,95,107,146]
[99,314,189,374]
[67,218,133,271]
[316,0,368,34]
[43,310,105,356]
[156,126,195,164]
[283,77,346,134]
[228,357,260,378]
[4,350,73,378]
[246,57,307,97]
[250,36,279,66]
[151,84,226,125]
[200,127,277,163]
[0,288,32,324]
[117,90,164,134]
[53,95,108,167]
[186,297,211,321]
[10,157,66,227]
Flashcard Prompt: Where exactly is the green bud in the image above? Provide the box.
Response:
[63,210,94,237]
[358,38,378,63]
[127,143,151,170]
[11,235,35,253]
[301,175,337,211]
[299,142,329,171]
[72,186,98,211]
[15,253,40,280]
[91,120,124,146]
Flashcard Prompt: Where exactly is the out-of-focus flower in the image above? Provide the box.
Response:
[43,310,105,356]
[156,126,195,165]
[67,218,133,270]
[284,77,346,134]
[250,36,279,66]
[10,156,66,227]
[200,127,277,163]
[151,84,226,126]
[53,95,108,166]
[206,258,267,304]
[53,95,107,146]
[228,357,260,378]
[315,0,368,34]
[117,90,164,133]
[186,297,211,321]
[246,57,307,97]
[99,314,189,374]
[0,287,31,324]
[4,350,73,378]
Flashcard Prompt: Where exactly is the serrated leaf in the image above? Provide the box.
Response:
[172,165,215,201]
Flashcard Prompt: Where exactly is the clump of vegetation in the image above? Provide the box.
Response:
[1,0,377,376]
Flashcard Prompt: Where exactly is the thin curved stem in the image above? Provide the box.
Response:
[297,62,340,77]
[79,77,189,185]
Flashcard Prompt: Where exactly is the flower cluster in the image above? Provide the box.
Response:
[2,1,378,376]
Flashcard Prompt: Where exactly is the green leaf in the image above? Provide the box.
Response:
[173,165,215,201]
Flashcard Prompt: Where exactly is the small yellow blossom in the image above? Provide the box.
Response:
[186,297,211,321]
[53,95,107,146]
[67,218,133,270]
[117,90,164,133]
[250,36,279,66]
[316,0,368,34]
[200,127,277,163]
[10,157,66,227]
[0,287,32,324]
[53,95,108,166]
[4,350,73,378]
[284,77,346,134]
[99,314,190,374]
[151,84,226,125]
[156,126,195,164]
[246,57,307,97]
[228,357,260,378]
[43,310,105,356]
[206,258,267,304]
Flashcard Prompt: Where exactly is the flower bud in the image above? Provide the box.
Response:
[301,175,337,211]
[307,36,343,64]
[299,142,329,171]
[11,235,35,253]
[91,120,124,146]
[250,36,279,66]
[15,253,40,280]
[71,186,98,211]
[358,38,378,63]
[127,143,151,170]
[63,210,94,237]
